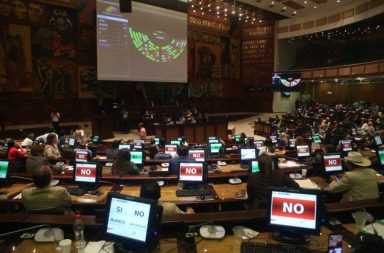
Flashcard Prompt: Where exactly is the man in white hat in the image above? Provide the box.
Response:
[327,151,379,202]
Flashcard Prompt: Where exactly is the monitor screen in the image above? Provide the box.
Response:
[153,138,160,145]
[240,148,257,161]
[178,162,205,182]
[340,140,352,152]
[234,135,240,142]
[171,140,181,146]
[289,139,296,148]
[75,163,98,183]
[164,145,177,156]
[92,136,100,143]
[130,151,143,165]
[251,161,259,173]
[209,143,222,154]
[323,154,343,173]
[312,135,321,144]
[374,135,383,146]
[208,139,219,144]
[75,150,89,163]
[134,139,145,145]
[105,194,156,243]
[296,145,310,157]
[0,160,9,179]
[378,150,384,165]
[119,144,131,150]
[270,136,277,143]
[254,141,264,148]
[68,138,76,147]
[268,189,321,234]
[188,150,205,162]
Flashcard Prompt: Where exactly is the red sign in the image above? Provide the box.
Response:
[76,164,97,182]
[165,145,177,153]
[324,157,341,167]
[189,150,204,160]
[179,163,203,178]
[271,197,315,220]
[76,151,88,162]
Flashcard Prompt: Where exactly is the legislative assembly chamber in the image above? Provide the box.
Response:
[0,0,383,252]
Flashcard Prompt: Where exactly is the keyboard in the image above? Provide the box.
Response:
[241,242,310,253]
[67,188,88,196]
[176,189,213,197]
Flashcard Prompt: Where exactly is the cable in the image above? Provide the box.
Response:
[0,224,50,238]
[9,176,33,181]
[98,180,113,184]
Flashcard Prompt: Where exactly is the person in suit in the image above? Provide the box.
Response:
[140,181,194,216]
[22,164,71,212]
[169,146,193,175]
[327,151,379,202]
[247,154,299,209]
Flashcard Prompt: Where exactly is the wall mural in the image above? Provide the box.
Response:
[0,23,33,91]
[78,66,113,98]
[195,42,221,79]
[189,79,222,98]
[34,58,75,98]
[230,39,240,79]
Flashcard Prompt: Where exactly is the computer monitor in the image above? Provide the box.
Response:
[270,136,277,144]
[240,148,257,161]
[209,143,222,154]
[323,154,343,174]
[92,135,101,144]
[74,163,99,188]
[374,135,383,146]
[312,135,321,144]
[119,144,131,150]
[351,128,357,136]
[133,139,145,145]
[289,139,296,148]
[234,135,241,142]
[250,160,259,173]
[208,138,219,144]
[178,162,208,187]
[188,149,205,162]
[339,140,352,152]
[267,188,323,244]
[170,140,181,146]
[164,145,177,157]
[68,138,76,147]
[377,150,384,167]
[296,145,310,158]
[0,160,9,184]
[130,151,144,166]
[75,150,90,163]
[104,193,161,252]
[153,138,160,145]
[254,141,264,148]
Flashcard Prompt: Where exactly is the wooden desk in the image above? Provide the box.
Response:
[10,238,179,253]
[0,183,32,199]
[71,185,113,204]
[212,183,246,200]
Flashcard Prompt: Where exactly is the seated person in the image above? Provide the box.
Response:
[36,128,58,144]
[7,139,28,172]
[238,132,247,145]
[243,137,255,148]
[327,151,379,202]
[140,181,194,215]
[278,132,288,147]
[180,136,188,147]
[22,165,71,213]
[138,123,147,140]
[169,146,193,175]
[147,138,159,159]
[258,139,275,156]
[111,149,139,176]
[26,145,48,173]
[247,154,299,209]
[44,133,61,161]
[106,140,121,158]
[21,133,34,147]
[73,125,86,145]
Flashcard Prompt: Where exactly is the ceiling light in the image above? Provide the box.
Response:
[259,19,262,23]
[293,11,297,14]
[314,6,317,9]
[304,0,307,3]
[224,8,228,12]
[283,6,286,10]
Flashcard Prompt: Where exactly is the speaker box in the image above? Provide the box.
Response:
[119,0,132,13]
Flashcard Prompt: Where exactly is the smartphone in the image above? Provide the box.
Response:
[328,233,343,253]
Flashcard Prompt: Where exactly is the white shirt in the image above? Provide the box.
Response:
[51,112,60,122]
[36,133,59,143]
[21,137,33,147]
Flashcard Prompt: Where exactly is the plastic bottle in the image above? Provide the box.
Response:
[73,214,86,252]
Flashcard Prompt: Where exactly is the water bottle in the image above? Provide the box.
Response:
[73,214,86,252]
